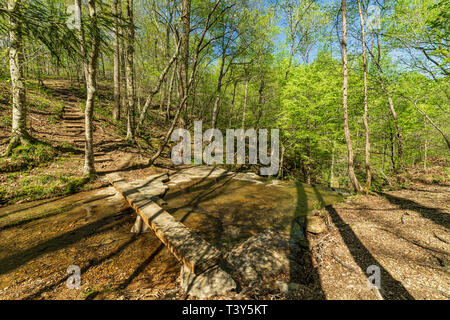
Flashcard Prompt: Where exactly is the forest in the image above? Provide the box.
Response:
[0,0,448,301]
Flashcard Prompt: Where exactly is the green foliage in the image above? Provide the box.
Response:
[0,141,57,172]
[0,173,91,204]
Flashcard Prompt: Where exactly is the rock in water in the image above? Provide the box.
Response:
[306,215,327,234]
[179,265,236,299]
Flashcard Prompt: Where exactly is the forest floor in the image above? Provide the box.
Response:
[0,79,448,300]
[310,169,449,299]
[0,79,173,205]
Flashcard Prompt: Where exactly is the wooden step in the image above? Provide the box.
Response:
[65,113,84,117]
[64,116,84,120]
[62,121,84,124]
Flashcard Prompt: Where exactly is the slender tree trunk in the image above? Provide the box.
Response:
[229,80,237,127]
[179,0,190,113]
[125,0,135,143]
[6,0,28,155]
[119,1,127,118]
[341,0,362,193]
[390,130,395,170]
[112,0,121,120]
[211,41,227,128]
[413,100,450,149]
[211,75,223,128]
[242,73,249,129]
[424,117,428,171]
[369,32,403,170]
[329,140,336,188]
[78,0,100,176]
[357,0,371,189]
[166,65,176,121]
[256,75,264,127]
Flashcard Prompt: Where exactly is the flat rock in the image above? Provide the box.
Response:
[167,166,228,186]
[232,172,264,184]
[225,229,290,287]
[306,215,327,234]
[179,265,236,299]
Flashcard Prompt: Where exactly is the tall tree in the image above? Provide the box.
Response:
[6,0,28,155]
[341,0,361,192]
[125,0,135,143]
[76,0,101,175]
[179,0,191,121]
[357,0,371,189]
[112,0,121,121]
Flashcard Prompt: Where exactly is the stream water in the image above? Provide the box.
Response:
[162,173,342,251]
[0,171,342,299]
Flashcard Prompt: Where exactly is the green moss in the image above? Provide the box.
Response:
[1,174,92,204]
[0,141,57,172]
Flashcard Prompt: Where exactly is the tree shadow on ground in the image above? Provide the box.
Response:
[381,192,449,230]
[324,205,415,300]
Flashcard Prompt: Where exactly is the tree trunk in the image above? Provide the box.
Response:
[329,140,336,188]
[369,32,403,170]
[166,65,176,121]
[229,80,237,127]
[413,101,450,149]
[79,0,100,176]
[125,0,135,143]
[341,0,362,193]
[112,0,121,121]
[242,73,249,129]
[6,0,28,154]
[119,1,127,118]
[357,0,371,189]
[179,0,190,113]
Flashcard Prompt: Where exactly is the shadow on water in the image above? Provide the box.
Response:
[23,235,139,300]
[289,182,326,298]
[0,209,131,276]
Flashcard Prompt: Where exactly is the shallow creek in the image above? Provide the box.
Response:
[0,171,342,299]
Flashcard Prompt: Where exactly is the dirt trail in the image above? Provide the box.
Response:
[311,181,449,300]
[45,81,147,175]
